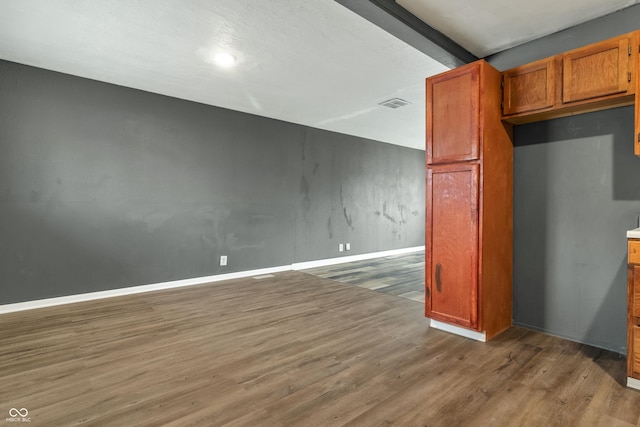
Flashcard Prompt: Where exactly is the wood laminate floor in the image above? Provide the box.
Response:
[303,252,425,303]
[1,270,639,426]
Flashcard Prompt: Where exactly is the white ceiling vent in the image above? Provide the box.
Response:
[379,98,411,109]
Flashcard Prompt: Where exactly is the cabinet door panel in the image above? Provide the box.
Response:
[629,240,640,264]
[502,58,555,115]
[427,64,480,164]
[634,326,640,376]
[563,37,630,103]
[426,164,479,329]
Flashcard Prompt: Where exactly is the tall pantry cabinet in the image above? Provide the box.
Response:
[425,60,513,341]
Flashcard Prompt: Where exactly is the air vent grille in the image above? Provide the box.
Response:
[378,98,411,109]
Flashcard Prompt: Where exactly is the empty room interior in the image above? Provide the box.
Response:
[3,0,640,425]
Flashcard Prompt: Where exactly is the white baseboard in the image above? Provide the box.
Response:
[0,265,291,315]
[429,319,487,342]
[292,245,424,270]
[0,246,425,315]
[628,377,640,390]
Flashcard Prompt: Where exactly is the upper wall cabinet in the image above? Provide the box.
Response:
[501,31,637,125]
[502,58,555,115]
[426,64,480,164]
[562,34,632,103]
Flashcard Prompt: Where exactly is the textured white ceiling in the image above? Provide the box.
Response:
[397,0,640,57]
[0,1,638,151]
[0,0,447,150]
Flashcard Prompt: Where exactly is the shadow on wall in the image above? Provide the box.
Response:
[513,124,549,342]
[512,106,640,361]
[581,109,639,383]
[582,258,628,385]
[515,106,638,201]
[611,111,640,202]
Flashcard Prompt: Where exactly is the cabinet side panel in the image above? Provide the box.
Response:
[426,164,479,329]
[480,62,514,339]
[636,32,640,156]
[630,264,636,378]
[637,91,640,155]
[634,265,640,318]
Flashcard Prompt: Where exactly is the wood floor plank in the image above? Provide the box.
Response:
[1,266,639,426]
[303,252,425,302]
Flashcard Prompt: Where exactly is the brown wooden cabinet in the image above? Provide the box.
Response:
[426,163,479,329]
[426,64,480,164]
[562,34,632,104]
[502,57,555,115]
[501,31,637,128]
[425,60,513,340]
[628,239,640,386]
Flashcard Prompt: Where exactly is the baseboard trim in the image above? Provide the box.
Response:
[429,319,487,342]
[0,246,425,315]
[0,265,292,315]
[628,377,640,390]
[291,245,424,270]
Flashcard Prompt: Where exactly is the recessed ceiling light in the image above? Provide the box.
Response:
[213,52,236,67]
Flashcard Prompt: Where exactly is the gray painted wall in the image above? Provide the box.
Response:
[487,4,640,353]
[0,60,425,305]
[512,108,640,353]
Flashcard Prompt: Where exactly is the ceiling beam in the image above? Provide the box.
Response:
[335,0,478,69]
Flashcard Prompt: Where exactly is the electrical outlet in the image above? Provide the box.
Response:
[345,243,351,251]
[338,244,344,252]
[220,255,228,266]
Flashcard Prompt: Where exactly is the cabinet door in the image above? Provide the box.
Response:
[426,163,479,329]
[633,326,640,377]
[563,36,631,103]
[502,58,555,115]
[629,240,640,264]
[427,63,480,164]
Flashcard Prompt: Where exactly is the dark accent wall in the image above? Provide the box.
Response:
[0,60,425,305]
[487,4,640,353]
[511,108,640,353]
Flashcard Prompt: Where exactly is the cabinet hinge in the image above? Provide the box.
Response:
[629,72,632,82]
[629,45,633,56]
[501,79,504,89]
[638,132,640,142]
